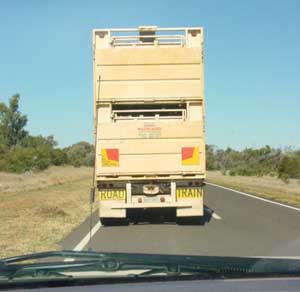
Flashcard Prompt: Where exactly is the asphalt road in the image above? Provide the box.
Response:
[61,183,300,257]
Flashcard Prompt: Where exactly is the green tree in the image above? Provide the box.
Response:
[206,144,283,177]
[0,94,28,147]
[21,135,67,168]
[0,135,67,173]
[206,144,217,170]
[64,141,94,167]
[278,153,300,180]
[0,128,8,155]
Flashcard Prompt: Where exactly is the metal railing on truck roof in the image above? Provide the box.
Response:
[93,26,202,47]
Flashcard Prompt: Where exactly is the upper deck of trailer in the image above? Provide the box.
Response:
[93,26,204,104]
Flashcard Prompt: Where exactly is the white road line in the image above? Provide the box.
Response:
[204,206,222,220]
[206,182,300,212]
[212,212,222,220]
[73,221,102,251]
[249,256,300,259]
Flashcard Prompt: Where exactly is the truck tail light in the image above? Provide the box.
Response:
[160,197,165,203]
[138,197,143,203]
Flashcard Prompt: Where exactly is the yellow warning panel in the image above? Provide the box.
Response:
[101,148,119,167]
[181,147,199,165]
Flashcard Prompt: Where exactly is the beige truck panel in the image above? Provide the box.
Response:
[96,121,205,177]
[95,47,201,65]
[97,64,201,81]
[97,121,203,140]
[96,123,205,176]
[97,155,204,175]
[93,26,205,182]
[93,31,204,103]
[98,80,201,101]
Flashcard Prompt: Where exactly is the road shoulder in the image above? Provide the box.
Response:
[207,171,300,208]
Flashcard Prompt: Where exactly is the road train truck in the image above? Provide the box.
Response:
[92,26,206,225]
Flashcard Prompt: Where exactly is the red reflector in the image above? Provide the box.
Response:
[182,147,194,160]
[160,197,165,203]
[191,31,198,37]
[106,149,119,161]
[138,198,142,203]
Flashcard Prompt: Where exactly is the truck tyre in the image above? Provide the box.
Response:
[100,218,127,226]
[100,218,115,226]
[176,216,205,226]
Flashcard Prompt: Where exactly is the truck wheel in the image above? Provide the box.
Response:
[100,218,127,226]
[176,216,205,226]
[100,218,115,226]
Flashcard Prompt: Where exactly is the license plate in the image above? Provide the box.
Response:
[176,188,203,199]
[99,190,126,200]
[144,196,160,203]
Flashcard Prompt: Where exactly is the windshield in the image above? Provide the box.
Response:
[1,0,300,287]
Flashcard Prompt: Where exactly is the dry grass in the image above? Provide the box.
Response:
[207,171,300,207]
[0,166,94,259]
[0,166,92,194]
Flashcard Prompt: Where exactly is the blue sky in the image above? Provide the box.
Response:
[0,0,299,149]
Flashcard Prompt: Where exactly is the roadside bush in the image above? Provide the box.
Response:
[0,130,67,174]
[221,168,227,176]
[206,145,218,170]
[51,149,68,166]
[229,169,237,176]
[0,131,8,155]
[63,142,94,167]
[84,151,95,167]
[206,144,300,180]
[0,146,40,172]
[278,153,300,180]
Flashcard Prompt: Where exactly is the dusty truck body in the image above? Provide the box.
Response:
[93,26,206,225]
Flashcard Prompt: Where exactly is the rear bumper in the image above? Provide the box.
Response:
[111,202,193,209]
[99,200,203,218]
[98,181,204,218]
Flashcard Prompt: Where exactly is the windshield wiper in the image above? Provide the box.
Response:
[0,250,212,281]
[1,250,300,282]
